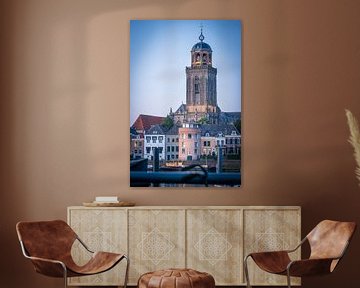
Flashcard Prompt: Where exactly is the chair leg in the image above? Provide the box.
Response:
[62,264,68,288]
[244,255,252,288]
[286,269,291,288]
[123,255,130,288]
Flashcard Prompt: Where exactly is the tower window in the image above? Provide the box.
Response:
[195,84,199,94]
[195,76,200,94]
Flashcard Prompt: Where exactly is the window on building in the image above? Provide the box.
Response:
[176,146,179,152]
[195,76,200,94]
[203,141,207,147]
[167,146,170,152]
[188,134,192,139]
[232,130,237,135]
[195,142,198,148]
[159,147,163,153]
[167,155,170,160]
[171,146,175,152]
[221,140,225,146]
[152,136,157,143]
[176,137,179,142]
[182,148,185,154]
[159,136,163,143]
[195,83,199,94]
[146,147,151,154]
[194,149,198,154]
[175,155,178,159]
[217,140,220,146]
[146,136,151,143]
[229,139,233,145]
[138,142,142,146]
[172,138,175,142]
[205,132,210,137]
[171,155,175,159]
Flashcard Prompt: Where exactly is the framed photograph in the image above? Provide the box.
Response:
[130,20,241,187]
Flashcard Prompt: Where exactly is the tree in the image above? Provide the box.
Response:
[162,116,174,130]
[197,117,209,124]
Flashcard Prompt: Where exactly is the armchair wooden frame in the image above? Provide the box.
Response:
[16,220,129,288]
[244,220,356,288]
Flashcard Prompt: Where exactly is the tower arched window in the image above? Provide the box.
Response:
[194,76,200,94]
[202,54,207,63]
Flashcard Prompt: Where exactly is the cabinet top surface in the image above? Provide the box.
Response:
[68,205,301,210]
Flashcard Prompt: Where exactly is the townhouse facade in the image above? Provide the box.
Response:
[178,123,201,161]
[165,125,180,161]
[144,124,166,161]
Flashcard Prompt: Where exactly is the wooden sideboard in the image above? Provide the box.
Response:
[67,206,301,286]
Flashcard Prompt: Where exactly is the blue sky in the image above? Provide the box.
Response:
[130,20,241,125]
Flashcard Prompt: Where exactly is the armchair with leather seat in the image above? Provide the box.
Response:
[16,219,129,288]
[244,220,356,288]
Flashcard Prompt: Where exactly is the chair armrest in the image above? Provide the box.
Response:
[287,258,336,277]
[19,240,67,277]
[25,255,67,278]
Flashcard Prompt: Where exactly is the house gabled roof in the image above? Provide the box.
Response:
[200,124,240,137]
[174,104,187,114]
[131,114,165,132]
[146,124,166,135]
[165,125,180,136]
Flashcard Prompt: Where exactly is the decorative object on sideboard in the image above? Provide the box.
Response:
[16,220,129,288]
[244,220,357,288]
[83,201,136,207]
[83,196,135,207]
[345,109,360,186]
[94,196,119,203]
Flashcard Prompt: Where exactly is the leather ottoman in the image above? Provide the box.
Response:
[138,268,215,288]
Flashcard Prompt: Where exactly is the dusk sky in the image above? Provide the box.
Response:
[130,20,241,125]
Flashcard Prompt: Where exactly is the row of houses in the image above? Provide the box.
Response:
[131,116,240,162]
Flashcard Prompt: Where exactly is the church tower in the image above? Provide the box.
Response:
[185,28,220,124]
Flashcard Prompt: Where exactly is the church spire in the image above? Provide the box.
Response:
[199,24,205,42]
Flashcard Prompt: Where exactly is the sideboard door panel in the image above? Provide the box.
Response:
[68,208,128,286]
[186,209,243,285]
[128,209,186,284]
[243,209,301,286]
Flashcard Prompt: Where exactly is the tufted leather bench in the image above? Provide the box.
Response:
[138,268,215,288]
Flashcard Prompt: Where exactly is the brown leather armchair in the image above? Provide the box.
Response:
[16,220,129,288]
[244,220,356,288]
